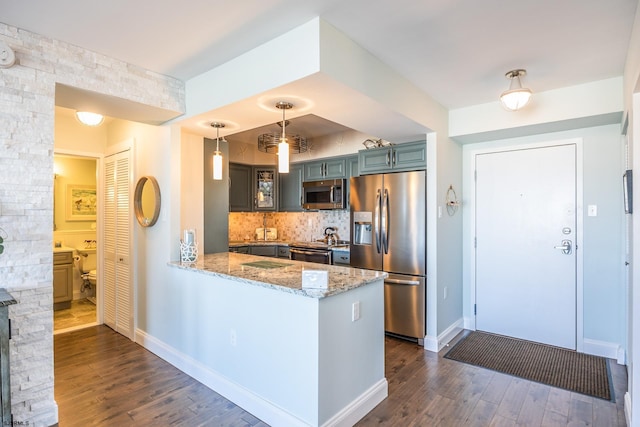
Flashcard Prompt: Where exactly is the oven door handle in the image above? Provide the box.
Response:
[290,248,330,257]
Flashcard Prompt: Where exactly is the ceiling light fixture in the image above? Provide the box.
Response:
[258,102,307,174]
[500,69,532,111]
[211,122,225,180]
[75,111,104,126]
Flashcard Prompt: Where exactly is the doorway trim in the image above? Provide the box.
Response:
[464,137,584,353]
[53,148,105,329]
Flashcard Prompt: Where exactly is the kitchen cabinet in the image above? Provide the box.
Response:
[358,140,426,175]
[278,163,303,212]
[254,166,278,211]
[229,164,279,212]
[278,246,290,258]
[346,155,359,209]
[229,245,250,254]
[229,163,253,212]
[332,250,350,266]
[53,250,73,310]
[347,155,359,178]
[303,158,346,181]
[250,245,278,257]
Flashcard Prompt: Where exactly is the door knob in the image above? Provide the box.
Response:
[554,239,572,255]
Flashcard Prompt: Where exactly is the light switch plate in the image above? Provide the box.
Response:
[588,205,598,217]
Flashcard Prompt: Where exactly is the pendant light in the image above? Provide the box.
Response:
[211,122,225,180]
[500,69,532,111]
[276,101,292,174]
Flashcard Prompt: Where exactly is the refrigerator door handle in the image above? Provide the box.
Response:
[375,189,381,253]
[382,188,389,253]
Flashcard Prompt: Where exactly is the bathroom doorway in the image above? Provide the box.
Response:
[53,153,101,334]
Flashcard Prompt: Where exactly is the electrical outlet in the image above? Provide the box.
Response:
[230,328,237,347]
[352,301,360,321]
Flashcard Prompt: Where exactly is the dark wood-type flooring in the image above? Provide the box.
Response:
[54,326,627,426]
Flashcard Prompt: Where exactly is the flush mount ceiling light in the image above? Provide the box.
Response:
[75,111,104,126]
[258,102,308,174]
[211,122,225,181]
[500,69,532,111]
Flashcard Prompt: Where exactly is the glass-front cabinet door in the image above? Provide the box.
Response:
[254,167,277,211]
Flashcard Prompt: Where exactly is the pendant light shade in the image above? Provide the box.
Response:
[500,69,532,111]
[211,122,225,180]
[275,102,293,174]
[278,138,289,173]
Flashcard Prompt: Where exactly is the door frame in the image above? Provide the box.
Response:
[53,148,105,328]
[464,138,584,352]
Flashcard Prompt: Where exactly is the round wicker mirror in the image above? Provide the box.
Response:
[134,176,161,227]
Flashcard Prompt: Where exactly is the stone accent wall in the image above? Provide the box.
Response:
[0,23,184,425]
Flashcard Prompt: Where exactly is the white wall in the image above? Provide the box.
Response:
[106,120,174,334]
[462,124,625,356]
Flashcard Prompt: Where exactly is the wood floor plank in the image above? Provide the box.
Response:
[541,409,569,426]
[495,377,529,420]
[54,326,627,427]
[546,386,572,417]
[516,382,550,426]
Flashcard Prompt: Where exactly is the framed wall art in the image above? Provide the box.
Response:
[66,184,97,221]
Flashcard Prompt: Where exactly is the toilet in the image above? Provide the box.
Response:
[75,246,97,302]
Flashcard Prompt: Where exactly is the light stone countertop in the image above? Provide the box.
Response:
[168,252,384,298]
[228,240,350,253]
[228,240,290,247]
[53,246,75,253]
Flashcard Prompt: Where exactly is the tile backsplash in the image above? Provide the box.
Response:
[229,210,350,242]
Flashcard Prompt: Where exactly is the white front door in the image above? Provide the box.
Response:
[475,144,577,349]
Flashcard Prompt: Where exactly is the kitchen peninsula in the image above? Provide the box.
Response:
[166,252,387,427]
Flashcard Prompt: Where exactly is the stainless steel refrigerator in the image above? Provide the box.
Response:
[350,170,426,343]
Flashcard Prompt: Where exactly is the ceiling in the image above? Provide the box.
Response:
[3,0,638,139]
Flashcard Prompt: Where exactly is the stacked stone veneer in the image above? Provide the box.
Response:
[0,23,184,426]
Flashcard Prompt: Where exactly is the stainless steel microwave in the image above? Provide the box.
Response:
[302,178,346,210]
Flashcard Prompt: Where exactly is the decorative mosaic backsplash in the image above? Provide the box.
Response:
[229,210,350,242]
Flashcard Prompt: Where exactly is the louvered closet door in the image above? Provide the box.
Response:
[103,150,133,340]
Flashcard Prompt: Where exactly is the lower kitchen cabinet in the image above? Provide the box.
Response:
[229,245,250,254]
[278,246,290,258]
[332,250,350,266]
[250,245,278,257]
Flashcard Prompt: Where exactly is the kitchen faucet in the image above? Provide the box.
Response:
[263,213,267,241]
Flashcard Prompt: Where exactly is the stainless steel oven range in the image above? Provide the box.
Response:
[289,241,349,265]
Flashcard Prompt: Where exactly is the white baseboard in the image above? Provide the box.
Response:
[136,329,387,427]
[320,379,388,427]
[424,318,464,353]
[583,338,624,363]
[625,392,631,427]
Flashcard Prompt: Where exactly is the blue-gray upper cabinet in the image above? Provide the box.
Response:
[229,163,253,212]
[303,158,347,181]
[347,155,359,178]
[358,140,426,175]
[278,163,304,212]
[254,166,278,212]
